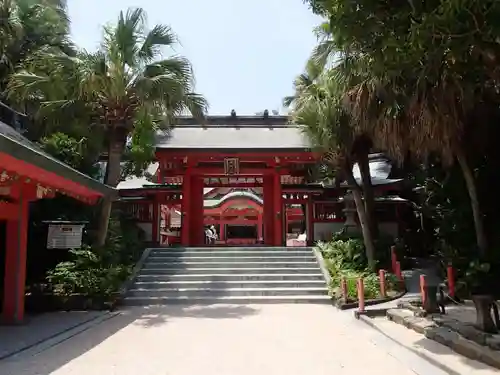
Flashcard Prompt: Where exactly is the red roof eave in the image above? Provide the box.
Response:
[0,152,105,203]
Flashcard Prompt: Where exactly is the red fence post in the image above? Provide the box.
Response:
[357,278,365,313]
[395,261,403,282]
[341,277,348,301]
[447,264,455,298]
[391,245,397,274]
[420,274,427,306]
[379,269,387,297]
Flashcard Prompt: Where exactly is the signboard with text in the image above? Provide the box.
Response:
[47,224,85,249]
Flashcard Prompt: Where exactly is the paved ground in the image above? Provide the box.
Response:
[361,315,499,375]
[0,304,462,375]
[0,311,107,360]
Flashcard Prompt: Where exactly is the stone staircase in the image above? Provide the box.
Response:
[123,247,331,305]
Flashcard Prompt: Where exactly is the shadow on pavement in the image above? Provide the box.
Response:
[0,304,259,375]
[413,333,498,372]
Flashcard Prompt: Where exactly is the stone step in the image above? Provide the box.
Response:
[138,267,323,275]
[122,295,332,305]
[142,261,319,269]
[136,273,325,282]
[149,250,313,257]
[128,287,328,298]
[134,280,327,289]
[148,247,310,254]
[146,256,317,263]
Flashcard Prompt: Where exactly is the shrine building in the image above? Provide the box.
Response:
[0,106,115,324]
[118,113,408,246]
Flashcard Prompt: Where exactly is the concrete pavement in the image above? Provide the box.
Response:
[0,304,457,375]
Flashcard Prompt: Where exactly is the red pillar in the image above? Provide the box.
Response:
[284,208,289,238]
[263,175,274,246]
[181,172,191,246]
[257,214,263,241]
[273,172,283,246]
[307,198,314,245]
[220,222,226,241]
[3,200,29,324]
[151,196,159,245]
[190,175,205,246]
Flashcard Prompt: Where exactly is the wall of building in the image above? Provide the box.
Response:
[313,222,345,242]
[312,221,399,243]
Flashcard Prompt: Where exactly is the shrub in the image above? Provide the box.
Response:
[46,247,130,298]
[318,237,366,272]
[317,237,402,300]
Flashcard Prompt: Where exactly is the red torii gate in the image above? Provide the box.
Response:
[153,114,319,246]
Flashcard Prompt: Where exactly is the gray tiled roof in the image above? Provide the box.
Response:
[155,125,311,150]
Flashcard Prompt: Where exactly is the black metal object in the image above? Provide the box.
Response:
[472,295,500,334]
[422,284,446,314]
[422,285,440,313]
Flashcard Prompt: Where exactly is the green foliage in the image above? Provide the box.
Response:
[330,231,396,270]
[45,212,145,299]
[317,238,401,300]
[319,236,366,271]
[0,0,73,92]
[46,247,129,297]
[8,7,208,186]
[101,211,146,266]
[40,132,85,168]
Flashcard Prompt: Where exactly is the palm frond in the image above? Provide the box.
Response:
[138,24,177,63]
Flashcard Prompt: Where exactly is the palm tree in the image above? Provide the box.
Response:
[286,69,377,270]
[9,7,208,246]
[306,28,380,239]
[303,1,491,257]
[342,53,489,257]
[0,0,73,94]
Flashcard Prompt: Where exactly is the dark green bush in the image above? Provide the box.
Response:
[46,247,129,298]
[45,211,145,300]
[317,236,402,300]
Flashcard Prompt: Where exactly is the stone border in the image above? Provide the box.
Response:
[312,247,332,287]
[336,290,407,310]
[115,247,152,306]
[386,308,500,369]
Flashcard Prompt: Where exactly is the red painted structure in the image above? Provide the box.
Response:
[144,115,321,247]
[118,115,408,247]
[158,189,307,245]
[0,119,114,324]
[155,152,317,247]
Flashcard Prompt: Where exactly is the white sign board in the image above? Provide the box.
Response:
[47,224,85,249]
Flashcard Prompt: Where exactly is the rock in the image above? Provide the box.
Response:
[425,327,458,346]
[401,315,436,334]
[430,315,447,326]
[479,348,500,369]
[451,336,483,361]
[456,325,488,345]
[387,308,413,325]
[486,336,500,351]
[412,319,437,334]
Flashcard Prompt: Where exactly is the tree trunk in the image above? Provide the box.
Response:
[456,148,488,257]
[95,129,126,247]
[357,150,379,239]
[344,160,376,271]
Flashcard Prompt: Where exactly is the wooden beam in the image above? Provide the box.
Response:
[0,201,19,220]
[156,150,319,161]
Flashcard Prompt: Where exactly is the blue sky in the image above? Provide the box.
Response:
[68,1,321,115]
